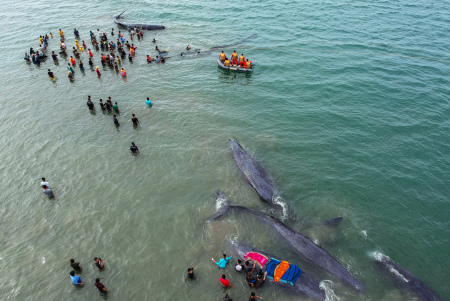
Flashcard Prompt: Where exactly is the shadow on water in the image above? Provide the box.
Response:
[89,109,96,116]
[217,67,253,85]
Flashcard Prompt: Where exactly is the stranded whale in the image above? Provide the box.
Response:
[374,253,444,301]
[229,139,284,212]
[113,12,165,30]
[210,190,364,291]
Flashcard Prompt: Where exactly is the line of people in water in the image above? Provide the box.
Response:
[85,95,153,154]
[69,257,109,295]
[185,253,264,301]
[219,50,252,69]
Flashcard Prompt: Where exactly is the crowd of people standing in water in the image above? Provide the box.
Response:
[68,257,109,295]
[25,26,169,81]
[184,253,264,300]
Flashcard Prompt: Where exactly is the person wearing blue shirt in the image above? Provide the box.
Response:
[213,253,233,268]
[146,97,152,107]
[69,271,83,286]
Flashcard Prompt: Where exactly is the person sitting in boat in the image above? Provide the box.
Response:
[186,45,191,50]
[224,58,230,67]
[239,54,246,67]
[231,50,238,66]
[245,59,252,69]
[219,51,227,62]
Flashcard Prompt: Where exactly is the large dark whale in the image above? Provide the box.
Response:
[229,241,325,300]
[374,253,444,301]
[229,139,284,212]
[113,12,165,30]
[210,190,364,291]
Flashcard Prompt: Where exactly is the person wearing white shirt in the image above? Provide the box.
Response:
[40,177,49,188]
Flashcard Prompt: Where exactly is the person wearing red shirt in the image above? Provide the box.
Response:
[220,274,236,288]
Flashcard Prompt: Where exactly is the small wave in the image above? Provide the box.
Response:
[369,251,385,261]
[273,196,288,217]
[320,280,340,301]
[215,197,228,210]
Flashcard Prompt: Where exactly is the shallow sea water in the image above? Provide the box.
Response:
[0,0,449,300]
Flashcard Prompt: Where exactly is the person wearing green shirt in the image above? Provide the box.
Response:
[113,102,119,112]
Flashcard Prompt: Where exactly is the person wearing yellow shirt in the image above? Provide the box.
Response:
[224,58,230,67]
[75,40,79,49]
[245,59,252,69]
[39,36,43,44]
[219,51,227,61]
[239,54,245,67]
[59,29,64,37]
[231,50,238,66]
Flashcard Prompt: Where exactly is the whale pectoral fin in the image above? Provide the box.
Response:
[322,217,343,228]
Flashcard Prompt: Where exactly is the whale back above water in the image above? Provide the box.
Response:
[230,241,326,300]
[375,253,444,301]
[113,12,165,30]
[229,139,283,212]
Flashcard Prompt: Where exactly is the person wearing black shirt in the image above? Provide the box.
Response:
[187,266,197,280]
[51,51,58,61]
[113,115,120,126]
[87,99,95,110]
[99,99,106,110]
[131,114,139,126]
[70,259,82,271]
[130,142,140,154]
[48,69,55,78]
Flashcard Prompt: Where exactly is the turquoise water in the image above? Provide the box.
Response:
[1,0,449,300]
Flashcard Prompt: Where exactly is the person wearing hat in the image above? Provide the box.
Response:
[96,66,101,76]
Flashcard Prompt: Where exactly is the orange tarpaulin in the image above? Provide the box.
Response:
[273,260,289,282]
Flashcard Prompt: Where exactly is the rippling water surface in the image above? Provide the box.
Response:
[1,0,449,300]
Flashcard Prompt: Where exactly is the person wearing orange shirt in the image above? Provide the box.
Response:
[88,49,93,57]
[231,50,238,66]
[245,59,252,69]
[219,51,227,61]
[239,54,245,67]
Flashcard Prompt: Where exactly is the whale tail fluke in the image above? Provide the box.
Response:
[113,11,126,20]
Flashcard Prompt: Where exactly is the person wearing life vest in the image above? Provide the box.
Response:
[120,68,126,77]
[219,51,227,61]
[239,54,245,67]
[231,50,238,66]
[70,56,76,66]
[88,49,93,57]
[147,55,152,63]
[245,59,252,69]
[130,48,135,55]
[224,58,230,67]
